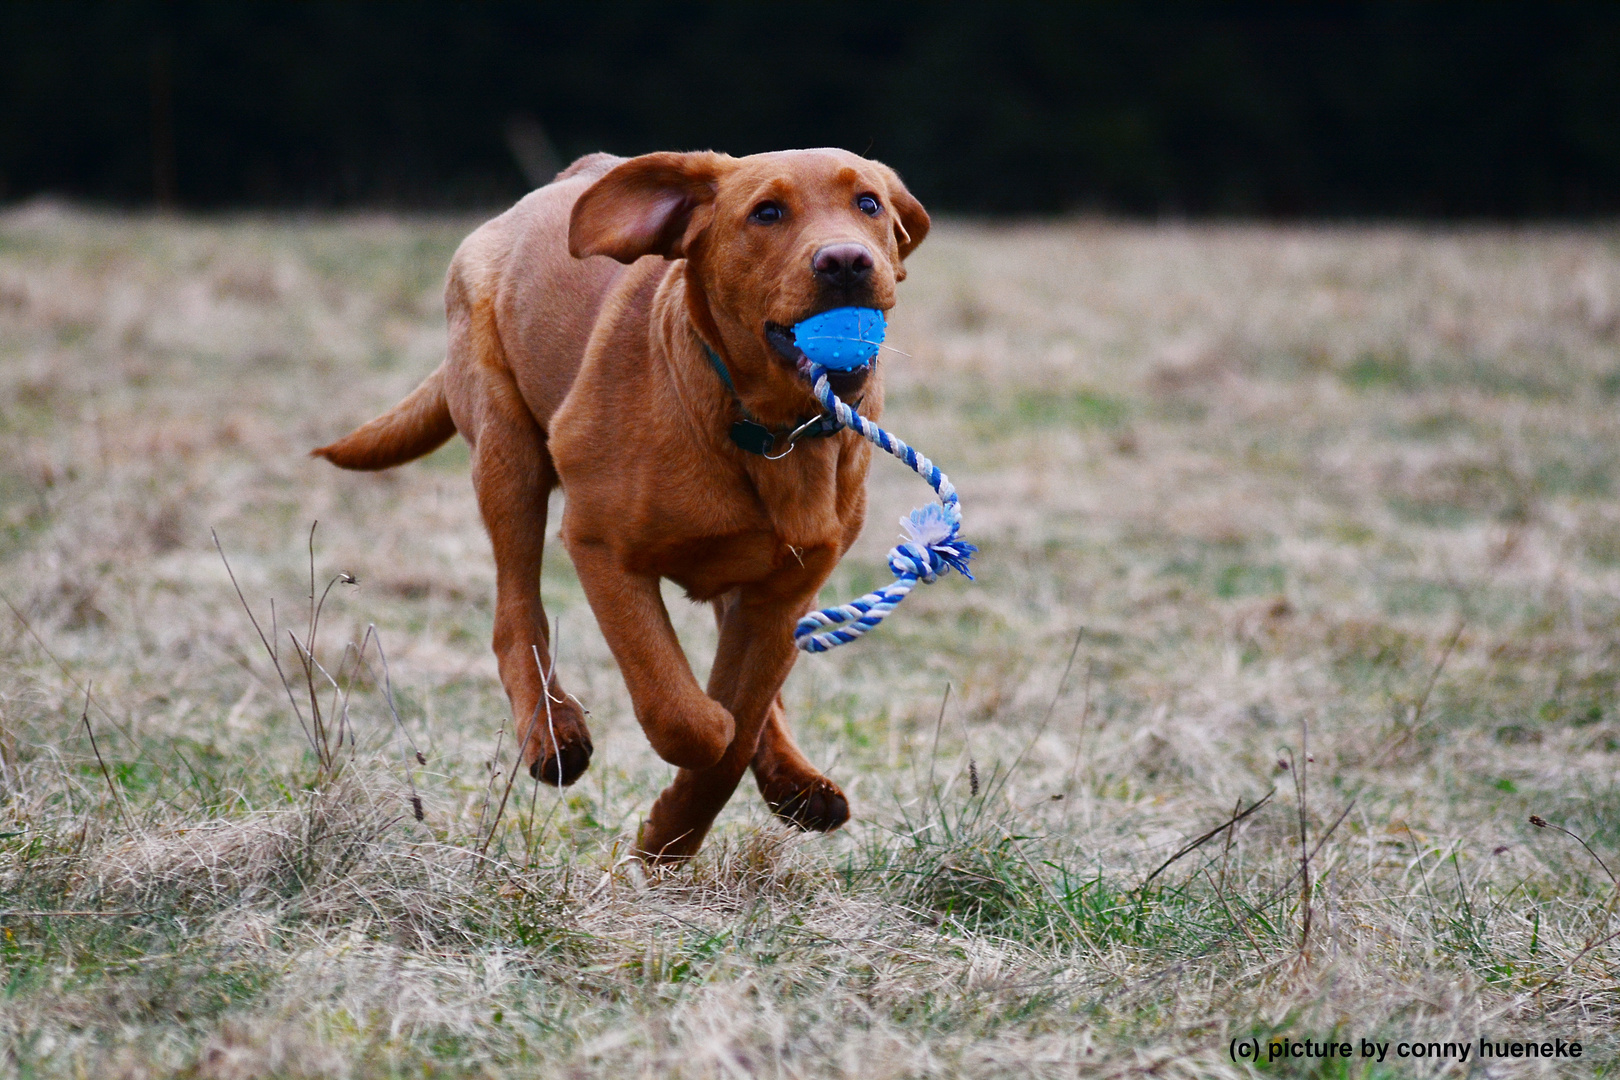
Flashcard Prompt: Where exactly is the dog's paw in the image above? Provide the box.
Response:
[634,819,700,866]
[763,775,849,833]
[530,738,592,787]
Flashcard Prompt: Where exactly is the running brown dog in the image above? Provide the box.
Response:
[313,149,929,860]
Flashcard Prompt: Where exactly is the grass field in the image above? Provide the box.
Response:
[3,202,1620,1078]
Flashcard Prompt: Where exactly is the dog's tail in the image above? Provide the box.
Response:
[312,364,457,471]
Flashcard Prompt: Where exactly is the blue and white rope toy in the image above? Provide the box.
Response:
[788,306,977,653]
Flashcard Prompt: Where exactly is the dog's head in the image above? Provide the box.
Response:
[569,148,928,396]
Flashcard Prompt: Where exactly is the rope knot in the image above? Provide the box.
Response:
[792,356,976,653]
[890,503,977,583]
[887,541,938,582]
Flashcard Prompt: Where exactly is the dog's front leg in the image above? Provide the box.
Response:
[706,593,849,835]
[750,697,850,833]
[566,539,736,771]
[636,585,809,862]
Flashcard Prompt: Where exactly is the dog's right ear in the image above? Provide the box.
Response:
[569,152,727,263]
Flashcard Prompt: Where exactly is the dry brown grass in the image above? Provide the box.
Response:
[2,202,1619,1077]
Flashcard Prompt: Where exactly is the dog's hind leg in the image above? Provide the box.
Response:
[453,299,592,785]
[471,415,593,785]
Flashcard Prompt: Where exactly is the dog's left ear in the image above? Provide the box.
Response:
[879,165,930,262]
[569,151,728,263]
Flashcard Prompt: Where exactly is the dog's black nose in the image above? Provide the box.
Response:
[812,243,874,290]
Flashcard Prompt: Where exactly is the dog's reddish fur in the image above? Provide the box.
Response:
[314,149,928,860]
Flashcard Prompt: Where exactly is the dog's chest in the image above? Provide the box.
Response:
[636,457,861,598]
[653,528,822,600]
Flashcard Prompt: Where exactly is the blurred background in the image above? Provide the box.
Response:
[4,0,1619,217]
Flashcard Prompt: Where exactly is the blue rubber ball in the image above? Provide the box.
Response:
[792,307,886,370]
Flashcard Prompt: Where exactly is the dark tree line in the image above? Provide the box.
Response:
[3,1,1618,216]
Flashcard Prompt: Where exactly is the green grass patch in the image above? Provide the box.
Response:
[1012,388,1129,428]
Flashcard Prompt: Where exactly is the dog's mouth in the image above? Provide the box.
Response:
[764,322,803,367]
[764,321,871,397]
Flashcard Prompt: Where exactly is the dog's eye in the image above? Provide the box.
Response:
[856,194,881,216]
[749,202,784,225]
